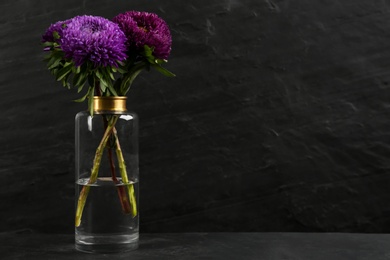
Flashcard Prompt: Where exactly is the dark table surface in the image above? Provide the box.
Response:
[1,231,390,259]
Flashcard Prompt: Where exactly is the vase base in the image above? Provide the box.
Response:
[75,233,139,253]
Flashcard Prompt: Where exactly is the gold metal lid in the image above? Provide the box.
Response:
[93,96,127,112]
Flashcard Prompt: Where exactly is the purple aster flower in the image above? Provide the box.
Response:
[41,20,69,43]
[113,11,172,60]
[60,15,127,67]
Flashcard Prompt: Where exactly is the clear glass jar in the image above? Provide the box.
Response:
[74,96,139,253]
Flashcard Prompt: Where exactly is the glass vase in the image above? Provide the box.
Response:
[75,96,139,253]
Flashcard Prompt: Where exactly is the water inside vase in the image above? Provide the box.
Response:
[75,177,139,253]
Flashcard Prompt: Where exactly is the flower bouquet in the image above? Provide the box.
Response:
[42,11,174,252]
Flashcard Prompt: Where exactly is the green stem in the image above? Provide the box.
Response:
[120,62,146,95]
[113,127,138,217]
[75,116,118,227]
[95,85,132,214]
[108,144,133,214]
[102,119,132,214]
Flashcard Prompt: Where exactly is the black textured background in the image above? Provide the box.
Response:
[1,0,390,234]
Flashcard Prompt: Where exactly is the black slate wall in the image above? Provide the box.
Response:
[1,0,390,233]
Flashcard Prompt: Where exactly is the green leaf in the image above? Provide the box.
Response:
[106,82,117,96]
[73,70,87,88]
[48,57,61,70]
[65,81,71,89]
[73,72,81,87]
[96,69,117,96]
[95,70,107,85]
[43,53,52,61]
[99,81,107,93]
[74,87,91,103]
[152,64,176,77]
[119,62,147,95]
[51,49,65,59]
[46,53,63,69]
[77,73,88,90]
[143,45,154,56]
[100,67,114,82]
[77,84,84,93]
[46,56,56,68]
[141,46,173,77]
[74,94,88,103]
[56,63,73,81]
[72,65,81,74]
[95,70,105,83]
[115,65,127,74]
[53,31,60,40]
[122,69,143,95]
[142,45,156,64]
[42,42,54,47]
[105,67,115,81]
[61,73,71,89]
[51,68,58,76]
[56,67,72,81]
[117,60,125,67]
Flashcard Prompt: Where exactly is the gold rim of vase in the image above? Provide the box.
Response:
[93,96,127,112]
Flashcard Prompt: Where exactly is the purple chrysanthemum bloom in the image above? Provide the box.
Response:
[41,20,69,43]
[60,15,127,67]
[113,11,172,60]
